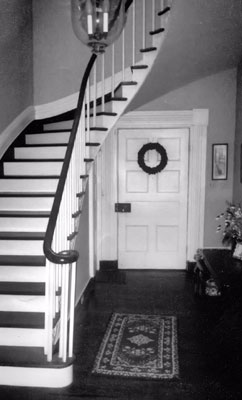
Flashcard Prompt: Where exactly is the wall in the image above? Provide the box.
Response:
[0,0,33,133]
[233,60,242,202]
[33,0,90,106]
[137,69,237,247]
[75,187,90,304]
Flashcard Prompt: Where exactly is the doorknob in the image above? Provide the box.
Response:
[115,203,131,213]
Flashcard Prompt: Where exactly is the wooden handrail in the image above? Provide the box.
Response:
[43,0,133,265]
[43,54,97,264]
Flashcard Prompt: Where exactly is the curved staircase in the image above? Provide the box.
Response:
[0,0,173,388]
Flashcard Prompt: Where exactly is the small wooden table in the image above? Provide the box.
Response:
[194,248,242,298]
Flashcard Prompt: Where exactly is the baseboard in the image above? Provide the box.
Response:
[0,106,34,159]
[75,277,95,308]
[186,261,196,274]
[99,260,118,271]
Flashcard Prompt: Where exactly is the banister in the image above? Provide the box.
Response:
[44,0,133,265]
[43,54,97,265]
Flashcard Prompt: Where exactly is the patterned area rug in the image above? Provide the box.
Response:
[92,313,179,380]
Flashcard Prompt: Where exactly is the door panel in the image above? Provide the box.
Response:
[118,128,189,269]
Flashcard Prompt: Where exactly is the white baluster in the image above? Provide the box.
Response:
[132,0,136,66]
[142,0,146,49]
[111,44,115,96]
[68,262,76,358]
[102,53,105,112]
[93,61,97,127]
[152,0,155,32]
[122,28,125,81]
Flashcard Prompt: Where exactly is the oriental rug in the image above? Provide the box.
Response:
[92,313,179,380]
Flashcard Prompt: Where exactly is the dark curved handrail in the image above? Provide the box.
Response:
[43,0,133,265]
[43,54,97,264]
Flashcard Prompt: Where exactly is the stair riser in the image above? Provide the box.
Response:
[89,131,107,143]
[131,68,148,82]
[0,179,58,193]
[0,240,44,255]
[0,267,46,282]
[0,295,45,312]
[89,100,126,115]
[0,364,73,388]
[44,121,73,131]
[0,198,53,211]
[0,218,48,232]
[115,84,138,98]
[14,147,67,160]
[88,114,117,127]
[25,132,70,145]
[3,162,63,176]
[0,328,44,347]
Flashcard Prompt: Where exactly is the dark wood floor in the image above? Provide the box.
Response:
[1,270,242,399]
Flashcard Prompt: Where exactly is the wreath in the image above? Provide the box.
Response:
[137,142,168,175]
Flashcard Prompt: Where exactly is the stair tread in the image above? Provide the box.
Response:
[158,6,171,16]
[0,211,50,217]
[140,47,157,53]
[0,255,46,266]
[85,142,100,147]
[0,192,55,197]
[0,232,45,240]
[0,311,45,329]
[131,65,148,70]
[0,175,60,180]
[16,144,67,148]
[150,27,165,35]
[0,346,74,367]
[3,159,64,163]
[0,282,45,295]
[89,127,108,131]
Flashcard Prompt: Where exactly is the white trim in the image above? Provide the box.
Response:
[34,92,79,120]
[98,109,209,266]
[0,106,34,159]
[89,166,94,278]
[0,364,73,388]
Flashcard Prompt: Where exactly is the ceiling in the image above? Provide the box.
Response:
[129,0,242,110]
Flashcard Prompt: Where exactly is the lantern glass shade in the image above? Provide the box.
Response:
[71,0,127,54]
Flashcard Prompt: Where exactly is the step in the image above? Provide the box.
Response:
[88,127,108,143]
[0,239,44,255]
[0,193,54,211]
[25,131,70,145]
[87,113,117,128]
[114,81,138,98]
[0,255,46,266]
[0,294,45,312]
[0,196,54,211]
[0,327,45,347]
[0,216,48,232]
[14,146,67,160]
[0,346,73,388]
[3,161,63,176]
[0,311,44,328]
[93,97,128,114]
[0,311,45,347]
[0,178,58,193]
[0,266,46,282]
[43,120,73,131]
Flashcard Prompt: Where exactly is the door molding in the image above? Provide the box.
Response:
[96,109,208,266]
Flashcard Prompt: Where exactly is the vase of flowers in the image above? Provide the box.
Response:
[216,202,242,251]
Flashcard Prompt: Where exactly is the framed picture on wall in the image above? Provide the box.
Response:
[212,144,228,180]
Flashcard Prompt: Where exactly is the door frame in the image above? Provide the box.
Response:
[94,109,209,268]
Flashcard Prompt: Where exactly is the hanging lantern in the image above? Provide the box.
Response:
[71,0,127,54]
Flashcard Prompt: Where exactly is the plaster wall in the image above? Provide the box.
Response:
[33,0,90,106]
[0,0,33,133]
[233,61,242,203]
[137,69,237,247]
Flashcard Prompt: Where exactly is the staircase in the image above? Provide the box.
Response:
[0,0,172,388]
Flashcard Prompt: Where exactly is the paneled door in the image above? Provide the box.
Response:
[117,128,189,269]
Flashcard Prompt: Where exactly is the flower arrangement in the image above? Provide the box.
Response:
[216,203,242,245]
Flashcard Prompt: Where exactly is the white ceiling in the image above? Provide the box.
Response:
[129,0,242,110]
